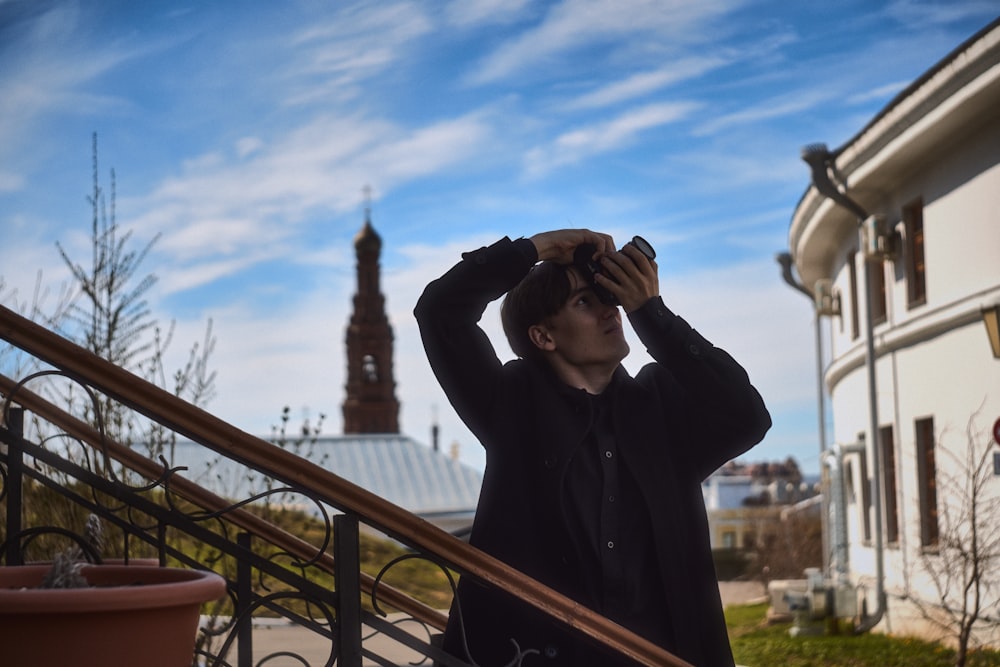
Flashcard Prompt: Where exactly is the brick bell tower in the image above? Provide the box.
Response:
[342,199,400,434]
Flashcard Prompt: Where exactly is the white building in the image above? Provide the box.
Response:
[786,18,1000,647]
[702,460,817,552]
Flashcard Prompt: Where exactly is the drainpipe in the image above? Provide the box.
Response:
[854,254,887,634]
[825,439,865,585]
[800,144,886,633]
[776,253,831,577]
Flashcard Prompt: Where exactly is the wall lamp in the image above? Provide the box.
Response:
[983,305,1000,358]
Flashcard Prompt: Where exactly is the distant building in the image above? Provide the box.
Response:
[343,204,400,434]
[702,459,818,551]
[786,18,1000,645]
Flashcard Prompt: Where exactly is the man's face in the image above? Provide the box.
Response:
[538,268,630,368]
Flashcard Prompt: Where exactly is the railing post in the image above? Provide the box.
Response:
[334,513,362,666]
[3,407,24,566]
[157,520,168,566]
[237,531,254,667]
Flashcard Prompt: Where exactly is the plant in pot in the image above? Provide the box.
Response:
[0,515,226,667]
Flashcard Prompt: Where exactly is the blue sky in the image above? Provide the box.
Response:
[1,0,996,476]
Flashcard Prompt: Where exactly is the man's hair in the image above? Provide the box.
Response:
[501,261,573,361]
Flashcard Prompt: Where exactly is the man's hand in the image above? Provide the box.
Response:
[595,243,660,313]
[529,229,615,264]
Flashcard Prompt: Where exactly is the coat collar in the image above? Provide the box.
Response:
[526,361,632,466]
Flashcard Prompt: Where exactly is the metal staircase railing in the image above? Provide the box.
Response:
[0,371,447,632]
[0,303,690,667]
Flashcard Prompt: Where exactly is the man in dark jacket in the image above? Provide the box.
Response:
[414,229,771,666]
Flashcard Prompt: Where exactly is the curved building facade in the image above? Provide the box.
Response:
[787,19,1000,643]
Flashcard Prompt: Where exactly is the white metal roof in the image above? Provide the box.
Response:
[170,434,482,524]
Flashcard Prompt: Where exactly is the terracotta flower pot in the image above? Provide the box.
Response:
[28,557,162,567]
[0,564,226,667]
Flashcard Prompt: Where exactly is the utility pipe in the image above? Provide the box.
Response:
[800,144,886,633]
[776,252,831,576]
[825,439,865,585]
[855,253,887,633]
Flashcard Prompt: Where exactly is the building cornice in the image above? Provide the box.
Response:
[825,285,1000,390]
[789,20,1000,288]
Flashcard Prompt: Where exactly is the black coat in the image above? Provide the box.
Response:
[414,237,771,667]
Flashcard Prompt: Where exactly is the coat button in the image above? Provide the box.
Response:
[688,343,701,356]
[544,456,557,469]
[544,644,559,659]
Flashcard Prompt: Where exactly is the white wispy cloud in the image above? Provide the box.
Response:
[353,113,495,182]
[287,2,432,84]
[0,5,121,190]
[125,110,493,295]
[156,253,272,297]
[846,81,909,106]
[204,2,433,110]
[444,0,533,27]
[0,172,24,194]
[160,287,354,435]
[524,101,699,176]
[884,0,999,29]
[467,0,737,85]
[565,57,729,110]
[667,145,808,192]
[692,88,834,136]
[294,1,432,46]
[155,216,281,260]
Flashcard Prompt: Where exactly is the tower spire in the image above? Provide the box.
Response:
[342,191,400,434]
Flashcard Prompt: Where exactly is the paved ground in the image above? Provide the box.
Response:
[719,579,767,607]
[231,580,767,666]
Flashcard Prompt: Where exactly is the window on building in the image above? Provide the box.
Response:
[867,256,888,326]
[362,354,379,382]
[903,197,926,308]
[859,441,872,543]
[916,417,939,548]
[844,460,856,503]
[849,251,860,340]
[881,425,899,545]
[722,531,736,549]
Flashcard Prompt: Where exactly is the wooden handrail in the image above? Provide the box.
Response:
[0,304,692,667]
[0,372,447,631]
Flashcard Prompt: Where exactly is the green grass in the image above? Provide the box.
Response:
[726,602,1000,667]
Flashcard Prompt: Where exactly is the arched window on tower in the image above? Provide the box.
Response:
[362,354,379,383]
